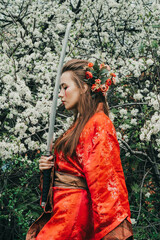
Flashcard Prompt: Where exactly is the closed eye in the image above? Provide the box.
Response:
[63,86,68,90]
[60,83,68,91]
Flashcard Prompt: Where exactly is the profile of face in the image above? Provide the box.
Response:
[59,71,82,110]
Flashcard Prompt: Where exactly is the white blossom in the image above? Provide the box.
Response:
[116,132,122,140]
[131,118,137,125]
[40,143,47,152]
[140,112,160,142]
[133,92,143,100]
[131,109,139,116]
[119,109,127,116]
[125,152,131,157]
[145,192,151,198]
[123,134,129,142]
[146,59,154,66]
[131,218,137,225]
[15,122,28,136]
[119,124,131,130]
[140,132,145,141]
[149,95,160,110]
[109,112,115,122]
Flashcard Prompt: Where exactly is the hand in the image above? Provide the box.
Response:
[39,155,54,171]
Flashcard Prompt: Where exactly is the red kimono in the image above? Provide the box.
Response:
[35,111,132,240]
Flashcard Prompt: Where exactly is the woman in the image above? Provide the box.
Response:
[27,59,134,240]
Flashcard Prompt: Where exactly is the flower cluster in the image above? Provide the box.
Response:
[84,61,116,97]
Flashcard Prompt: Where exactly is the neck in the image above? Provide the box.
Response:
[96,102,104,113]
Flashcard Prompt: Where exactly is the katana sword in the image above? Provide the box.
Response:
[41,22,72,207]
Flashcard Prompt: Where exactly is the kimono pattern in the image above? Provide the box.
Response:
[35,111,132,240]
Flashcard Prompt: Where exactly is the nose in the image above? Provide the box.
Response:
[58,88,64,98]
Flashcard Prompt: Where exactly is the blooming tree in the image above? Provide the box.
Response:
[0,0,160,239]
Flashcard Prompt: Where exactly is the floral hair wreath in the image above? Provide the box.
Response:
[83,61,116,97]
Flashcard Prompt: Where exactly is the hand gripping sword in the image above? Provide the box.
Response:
[41,22,72,207]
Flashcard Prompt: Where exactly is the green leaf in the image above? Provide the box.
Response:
[93,60,100,72]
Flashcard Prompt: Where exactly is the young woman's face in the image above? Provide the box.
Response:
[59,71,81,110]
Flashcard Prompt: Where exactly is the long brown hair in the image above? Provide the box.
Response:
[54,59,109,156]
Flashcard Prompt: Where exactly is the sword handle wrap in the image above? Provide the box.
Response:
[41,151,52,207]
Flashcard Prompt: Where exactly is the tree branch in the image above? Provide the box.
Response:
[110,102,149,109]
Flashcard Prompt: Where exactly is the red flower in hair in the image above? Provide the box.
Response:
[110,73,116,77]
[95,87,101,92]
[84,61,115,97]
[106,78,112,86]
[88,62,94,68]
[85,71,93,79]
[101,84,108,92]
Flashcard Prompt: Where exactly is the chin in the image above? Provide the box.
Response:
[66,105,77,111]
[65,105,71,110]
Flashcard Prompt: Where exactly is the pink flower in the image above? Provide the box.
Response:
[95,79,101,84]
[106,65,111,71]
[100,63,105,69]
[100,63,111,71]
[112,77,116,84]
[91,84,97,91]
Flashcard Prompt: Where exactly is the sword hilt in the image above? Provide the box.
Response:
[41,151,53,207]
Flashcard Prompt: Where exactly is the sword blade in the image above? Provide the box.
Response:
[47,22,72,153]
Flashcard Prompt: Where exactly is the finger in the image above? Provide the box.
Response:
[40,160,54,165]
[39,163,54,170]
[39,162,54,167]
[39,166,53,170]
[39,161,54,166]
[40,155,54,161]
[48,155,54,160]
[39,159,54,165]
[40,156,48,161]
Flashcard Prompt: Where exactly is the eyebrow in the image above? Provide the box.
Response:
[60,83,67,87]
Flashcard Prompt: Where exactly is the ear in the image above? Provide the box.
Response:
[81,83,88,94]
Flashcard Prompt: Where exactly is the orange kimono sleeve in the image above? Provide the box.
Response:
[78,112,131,240]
